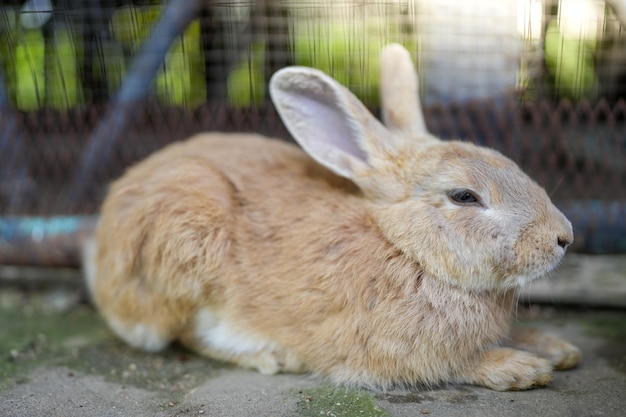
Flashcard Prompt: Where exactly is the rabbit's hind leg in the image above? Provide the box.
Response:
[107,316,171,352]
[179,306,306,375]
[83,239,178,352]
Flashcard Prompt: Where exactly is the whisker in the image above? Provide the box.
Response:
[547,270,556,305]
[514,289,521,323]
[549,175,566,198]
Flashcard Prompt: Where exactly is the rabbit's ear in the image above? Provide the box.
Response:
[380,43,428,136]
[270,67,391,181]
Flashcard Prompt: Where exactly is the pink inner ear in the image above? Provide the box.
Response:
[294,93,368,164]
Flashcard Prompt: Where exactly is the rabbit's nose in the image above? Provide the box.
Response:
[556,223,574,249]
[557,235,572,249]
[552,207,573,250]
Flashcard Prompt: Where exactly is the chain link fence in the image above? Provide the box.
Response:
[1,0,625,266]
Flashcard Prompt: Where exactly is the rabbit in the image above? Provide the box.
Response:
[84,43,580,391]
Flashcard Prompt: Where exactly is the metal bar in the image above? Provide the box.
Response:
[68,0,203,209]
[0,66,35,213]
[200,4,228,100]
[0,215,98,267]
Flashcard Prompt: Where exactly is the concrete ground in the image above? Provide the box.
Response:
[1,254,625,417]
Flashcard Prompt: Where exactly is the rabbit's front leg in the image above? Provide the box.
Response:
[455,347,553,391]
[508,327,581,370]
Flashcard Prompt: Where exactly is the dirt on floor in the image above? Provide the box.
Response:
[0,277,625,417]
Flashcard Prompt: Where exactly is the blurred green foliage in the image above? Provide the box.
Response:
[227,41,266,108]
[1,8,82,110]
[0,3,418,110]
[545,21,598,101]
[12,29,46,111]
[111,5,205,106]
[227,14,417,107]
[0,3,612,110]
[0,4,205,110]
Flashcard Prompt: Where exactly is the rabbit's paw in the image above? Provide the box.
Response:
[509,327,581,370]
[550,341,581,370]
[459,348,553,391]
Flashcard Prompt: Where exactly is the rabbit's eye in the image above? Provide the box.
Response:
[447,189,482,206]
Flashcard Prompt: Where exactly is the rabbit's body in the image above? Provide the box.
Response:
[86,44,580,391]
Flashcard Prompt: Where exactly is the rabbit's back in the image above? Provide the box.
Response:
[87,133,362,351]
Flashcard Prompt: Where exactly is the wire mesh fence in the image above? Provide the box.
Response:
[0,0,625,265]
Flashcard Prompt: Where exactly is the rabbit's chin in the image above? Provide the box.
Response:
[502,274,546,290]
[478,258,566,291]
[500,257,564,290]
[442,255,565,292]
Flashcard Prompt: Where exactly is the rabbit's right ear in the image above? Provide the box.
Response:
[270,67,391,182]
[380,43,428,136]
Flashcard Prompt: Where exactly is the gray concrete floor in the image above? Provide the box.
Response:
[1,254,625,417]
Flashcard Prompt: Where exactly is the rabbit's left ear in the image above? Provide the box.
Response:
[270,67,392,182]
[379,43,429,136]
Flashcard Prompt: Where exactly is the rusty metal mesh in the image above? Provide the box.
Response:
[0,99,624,211]
[1,0,625,258]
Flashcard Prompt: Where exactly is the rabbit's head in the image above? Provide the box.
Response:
[270,44,572,291]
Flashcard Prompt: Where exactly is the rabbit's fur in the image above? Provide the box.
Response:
[85,44,580,391]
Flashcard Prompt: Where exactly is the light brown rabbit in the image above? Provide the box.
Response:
[84,43,580,391]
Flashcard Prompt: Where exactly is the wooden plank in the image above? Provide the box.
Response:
[522,254,626,308]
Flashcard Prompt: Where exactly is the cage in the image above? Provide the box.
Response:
[0,0,625,267]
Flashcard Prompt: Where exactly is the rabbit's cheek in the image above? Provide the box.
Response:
[512,230,565,282]
[489,245,517,281]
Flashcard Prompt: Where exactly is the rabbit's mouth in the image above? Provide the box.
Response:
[506,217,572,289]
[503,250,566,289]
